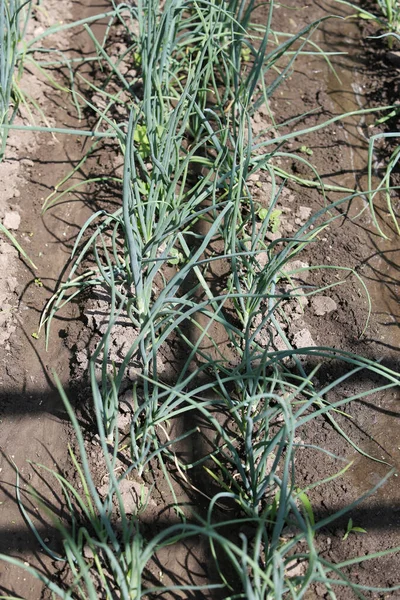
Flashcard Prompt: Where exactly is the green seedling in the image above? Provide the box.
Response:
[259,207,282,233]
[132,51,142,67]
[167,247,184,265]
[137,179,150,196]
[269,209,282,232]
[241,45,251,61]
[258,207,282,233]
[34,277,43,287]
[300,144,313,156]
[133,124,150,158]
[297,489,315,528]
[0,223,37,269]
[342,517,367,540]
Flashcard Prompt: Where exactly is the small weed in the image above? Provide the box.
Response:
[269,208,282,232]
[132,51,142,67]
[240,45,251,61]
[133,124,150,158]
[300,144,314,156]
[343,517,367,541]
[259,206,282,232]
[167,247,184,265]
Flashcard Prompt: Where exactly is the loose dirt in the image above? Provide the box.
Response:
[266,1,400,596]
[0,0,111,596]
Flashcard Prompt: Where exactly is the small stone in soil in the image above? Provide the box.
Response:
[117,411,132,432]
[265,230,281,242]
[3,211,21,230]
[282,260,310,279]
[292,328,316,349]
[311,295,337,316]
[83,545,95,560]
[118,480,156,515]
[297,206,312,222]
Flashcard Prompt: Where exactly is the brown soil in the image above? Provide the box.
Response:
[265,1,400,596]
[0,0,112,596]
[0,0,399,598]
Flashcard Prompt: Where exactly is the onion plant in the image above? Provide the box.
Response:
[3,351,399,598]
[0,0,38,266]
[0,0,32,159]
[367,131,400,237]
[332,2,400,237]
[335,0,400,47]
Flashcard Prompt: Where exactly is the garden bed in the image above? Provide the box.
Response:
[0,0,399,598]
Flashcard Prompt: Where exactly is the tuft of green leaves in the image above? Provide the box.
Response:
[342,517,367,541]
